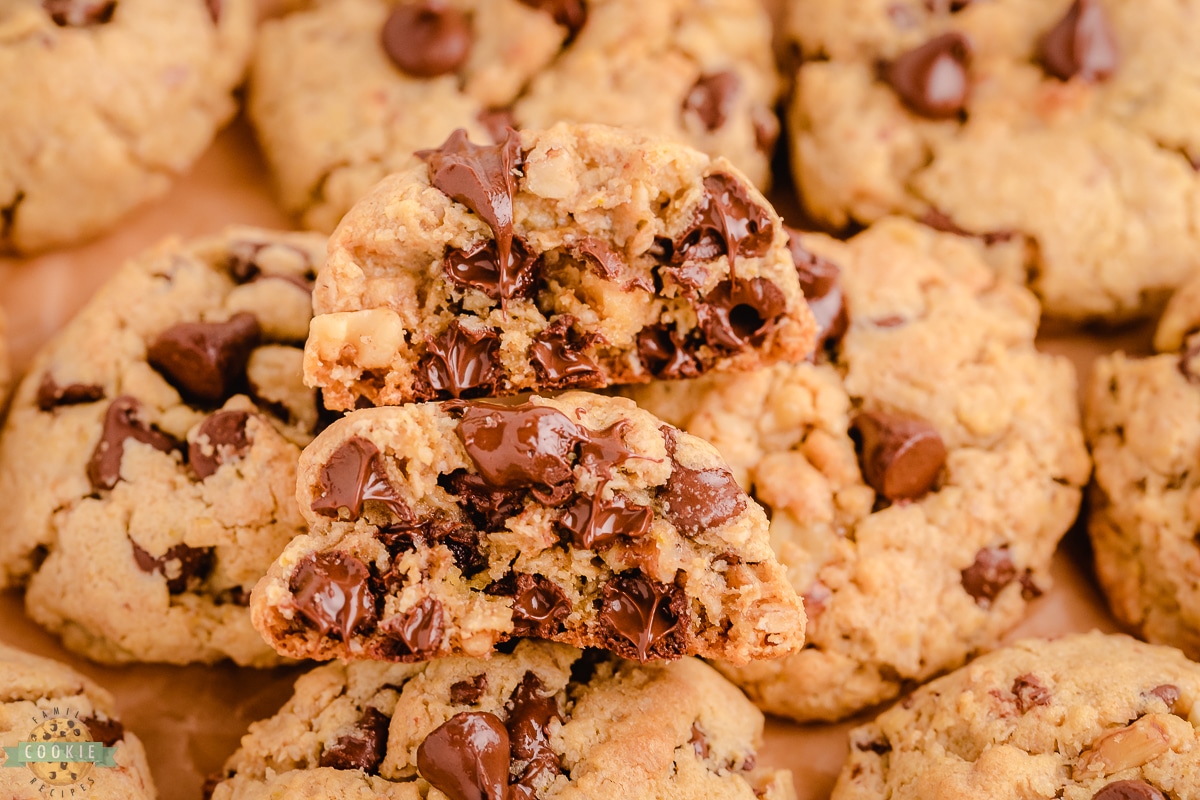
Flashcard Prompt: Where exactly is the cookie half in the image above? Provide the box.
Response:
[206,639,794,800]
[250,392,805,665]
[628,217,1090,720]
[305,123,817,410]
[0,227,328,665]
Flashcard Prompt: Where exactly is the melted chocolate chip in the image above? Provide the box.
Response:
[311,437,413,521]
[87,396,179,491]
[79,716,124,747]
[43,0,116,26]
[577,420,637,479]
[659,427,746,534]
[698,277,787,351]
[289,551,378,640]
[1092,781,1167,800]
[319,707,391,773]
[690,723,710,759]
[421,322,504,399]
[517,0,586,36]
[530,317,603,389]
[683,71,741,131]
[478,107,517,142]
[444,238,540,303]
[451,674,489,705]
[558,493,653,550]
[131,541,215,594]
[884,32,972,119]
[1149,684,1181,711]
[378,596,445,659]
[573,236,624,281]
[961,546,1016,608]
[146,313,261,407]
[444,470,527,530]
[636,324,702,379]
[599,572,685,662]
[673,174,774,272]
[439,524,488,577]
[190,410,253,480]
[786,228,848,350]
[1038,0,1118,82]
[36,374,104,412]
[1012,674,1051,712]
[507,672,563,797]
[488,573,570,637]
[455,402,581,506]
[850,412,946,501]
[416,712,511,800]
[381,2,472,78]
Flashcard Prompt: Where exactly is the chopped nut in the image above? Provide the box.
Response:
[1073,714,1172,779]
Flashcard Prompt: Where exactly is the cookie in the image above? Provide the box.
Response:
[0,642,155,800]
[833,632,1200,800]
[305,123,817,410]
[786,0,1200,320]
[250,0,780,232]
[206,639,794,800]
[0,0,255,253]
[0,227,328,665]
[0,308,10,405]
[627,217,1090,720]
[250,391,805,665]
[1086,272,1200,660]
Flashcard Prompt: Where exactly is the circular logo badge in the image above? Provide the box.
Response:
[25,716,94,786]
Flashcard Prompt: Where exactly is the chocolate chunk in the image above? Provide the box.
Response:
[1038,0,1118,82]
[36,374,104,412]
[884,32,972,119]
[42,0,116,26]
[850,411,946,501]
[421,321,504,399]
[310,437,413,521]
[451,674,489,705]
[87,396,179,491]
[659,427,746,534]
[444,470,527,530]
[456,402,582,506]
[189,410,253,480]
[689,723,710,759]
[131,541,215,594]
[478,107,517,142]
[683,71,740,132]
[1012,674,1051,712]
[1092,781,1167,800]
[438,524,488,577]
[558,493,653,550]
[506,672,563,798]
[600,572,685,662]
[319,707,391,774]
[146,313,261,407]
[289,551,378,640]
[1148,684,1180,711]
[381,2,472,78]
[517,0,586,36]
[530,317,603,389]
[573,236,624,281]
[636,325,702,379]
[488,573,570,637]
[577,420,637,479]
[787,228,848,350]
[673,174,774,272]
[79,716,124,747]
[378,597,445,659]
[698,277,787,351]
[416,712,511,800]
[961,546,1016,608]
[443,238,540,303]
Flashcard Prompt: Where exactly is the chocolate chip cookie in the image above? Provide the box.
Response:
[834,632,1200,800]
[786,0,1200,321]
[0,642,154,800]
[250,391,804,665]
[1086,272,1200,660]
[0,0,255,253]
[305,123,817,410]
[250,0,781,232]
[206,639,794,800]
[627,217,1091,720]
[0,227,329,665]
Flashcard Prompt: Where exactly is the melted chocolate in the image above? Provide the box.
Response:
[289,551,378,640]
[450,674,489,705]
[488,573,570,638]
[189,410,253,480]
[636,325,702,379]
[79,716,124,747]
[416,712,511,800]
[444,470,527,530]
[658,427,746,534]
[310,437,413,521]
[455,402,581,506]
[378,596,445,659]
[557,493,653,550]
[530,317,603,389]
[444,238,539,303]
[87,396,179,491]
[506,672,563,797]
[1012,673,1051,713]
[421,321,504,399]
[599,572,685,662]
[319,707,391,773]
[697,277,787,351]
[131,541,214,594]
[672,174,774,273]
[1091,781,1167,800]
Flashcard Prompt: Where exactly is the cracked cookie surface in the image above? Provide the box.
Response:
[786,0,1200,321]
[628,217,1090,720]
[0,0,254,253]
[251,391,804,665]
[0,227,328,665]
[207,639,793,800]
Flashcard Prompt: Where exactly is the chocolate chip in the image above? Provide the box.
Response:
[42,0,116,26]
[478,107,517,142]
[416,712,511,800]
[636,324,702,379]
[698,277,787,351]
[572,236,623,281]
[506,672,563,798]
[673,174,774,272]
[530,317,603,389]
[420,321,504,399]
[310,437,413,521]
[87,396,179,491]
[659,427,746,534]
[516,0,586,37]
[855,737,891,755]
[599,572,685,662]
[378,597,445,659]
[683,71,740,132]
[1092,781,1167,800]
[1148,684,1180,711]
[577,420,637,479]
[36,374,104,412]
[443,470,527,530]
[189,410,253,480]
[289,551,378,640]
[850,412,946,501]
[78,716,124,747]
[451,674,489,705]
[131,541,215,594]
[884,32,972,119]
[443,238,540,303]
[488,573,570,638]
[381,2,472,78]
[438,524,488,577]
[146,313,261,407]
[1038,0,1118,82]
[961,546,1016,608]
[786,228,848,351]
[319,707,391,773]
[558,493,653,550]
[1012,674,1051,712]
[455,402,581,506]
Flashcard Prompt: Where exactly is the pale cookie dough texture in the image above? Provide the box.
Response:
[787,0,1200,320]
[0,227,328,666]
[0,0,255,253]
[207,640,794,800]
[0,642,155,800]
[833,632,1200,800]
[252,392,805,665]
[1087,271,1200,661]
[629,217,1090,721]
[307,123,816,410]
[250,0,781,232]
